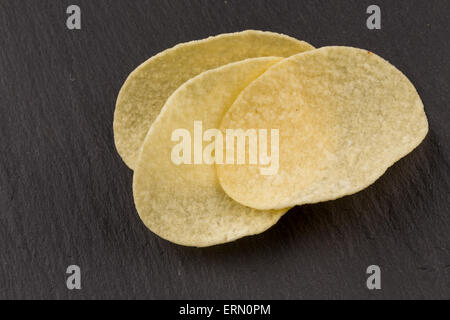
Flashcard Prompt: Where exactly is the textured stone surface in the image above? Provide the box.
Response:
[0,0,449,299]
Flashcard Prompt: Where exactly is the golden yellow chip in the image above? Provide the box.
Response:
[133,57,290,247]
[114,30,314,169]
[217,46,429,210]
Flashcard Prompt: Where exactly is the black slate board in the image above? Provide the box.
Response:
[0,0,449,300]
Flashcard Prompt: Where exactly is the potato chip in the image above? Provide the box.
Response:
[217,46,429,210]
[114,30,314,169]
[133,57,290,247]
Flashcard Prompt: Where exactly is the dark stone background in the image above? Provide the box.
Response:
[0,0,449,299]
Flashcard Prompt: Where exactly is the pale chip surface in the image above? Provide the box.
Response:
[133,58,289,247]
[217,46,429,210]
[114,30,314,169]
